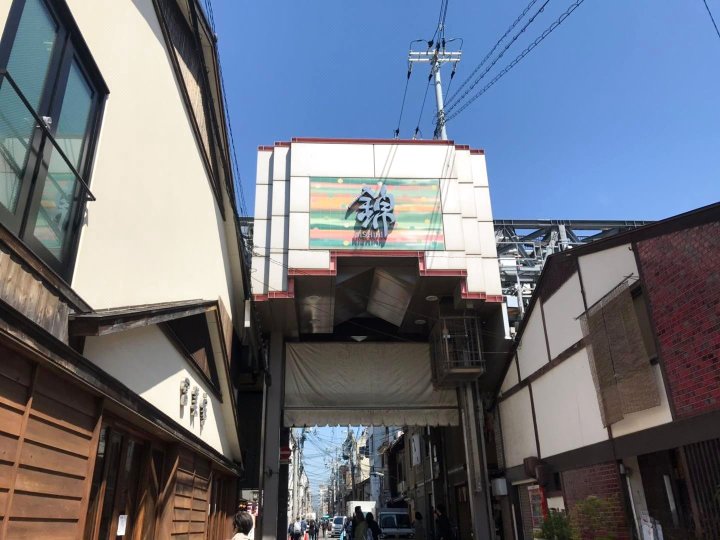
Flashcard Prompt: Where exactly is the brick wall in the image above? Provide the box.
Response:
[517,483,534,540]
[561,462,631,540]
[636,221,720,419]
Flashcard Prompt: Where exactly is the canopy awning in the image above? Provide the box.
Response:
[284,342,459,426]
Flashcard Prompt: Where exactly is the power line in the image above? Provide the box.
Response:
[445,0,541,108]
[413,77,433,139]
[445,0,588,124]
[702,0,720,40]
[394,51,416,139]
[443,0,552,116]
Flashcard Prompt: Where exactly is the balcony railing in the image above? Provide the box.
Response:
[0,69,95,202]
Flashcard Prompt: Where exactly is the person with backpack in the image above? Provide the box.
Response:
[366,512,381,540]
[434,505,454,540]
[289,517,304,540]
[353,507,368,540]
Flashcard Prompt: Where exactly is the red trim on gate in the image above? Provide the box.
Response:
[291,137,456,146]
[274,141,291,147]
[470,149,485,155]
[455,144,470,151]
[253,294,269,302]
[257,145,274,151]
[460,280,486,300]
[267,277,295,299]
[418,253,468,277]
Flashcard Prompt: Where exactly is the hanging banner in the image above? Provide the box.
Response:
[309,177,445,250]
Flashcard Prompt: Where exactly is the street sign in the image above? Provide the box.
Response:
[280,446,291,464]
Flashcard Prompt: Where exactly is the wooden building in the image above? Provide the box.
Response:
[0,0,262,538]
[493,203,720,539]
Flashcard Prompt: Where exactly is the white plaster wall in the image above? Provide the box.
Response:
[516,307,549,380]
[578,243,638,306]
[470,154,489,187]
[622,456,648,533]
[67,0,234,311]
[531,349,608,457]
[372,144,455,179]
[291,143,375,178]
[498,387,537,468]
[0,1,11,31]
[500,357,519,393]
[610,364,672,438]
[542,273,585,358]
[254,141,499,296]
[256,149,272,186]
[84,325,238,459]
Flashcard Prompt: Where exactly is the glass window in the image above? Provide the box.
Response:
[0,0,105,277]
[31,59,93,260]
[0,0,57,213]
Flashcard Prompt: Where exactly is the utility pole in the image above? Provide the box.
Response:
[408,47,461,140]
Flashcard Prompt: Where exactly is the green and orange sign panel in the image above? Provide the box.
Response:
[309,177,445,250]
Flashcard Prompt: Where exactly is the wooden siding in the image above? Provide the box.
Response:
[171,448,212,538]
[0,344,101,538]
[0,246,71,343]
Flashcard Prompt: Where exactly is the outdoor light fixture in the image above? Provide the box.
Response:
[414,319,427,325]
[351,336,368,342]
[199,393,208,428]
[190,387,200,418]
[425,295,439,302]
[179,377,190,406]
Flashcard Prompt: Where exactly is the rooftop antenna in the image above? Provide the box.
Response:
[407,4,462,140]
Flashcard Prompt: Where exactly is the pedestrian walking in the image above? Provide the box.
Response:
[321,520,327,538]
[343,515,353,540]
[413,512,426,540]
[366,512,381,540]
[433,505,454,540]
[289,517,304,540]
[353,507,368,540]
[232,511,254,540]
[309,520,318,540]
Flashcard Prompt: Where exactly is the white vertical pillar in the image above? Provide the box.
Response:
[260,331,286,540]
[433,58,448,141]
[460,383,495,539]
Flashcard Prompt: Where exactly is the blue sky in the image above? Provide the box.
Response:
[213,0,720,222]
[209,1,720,498]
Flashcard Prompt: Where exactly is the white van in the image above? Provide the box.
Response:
[378,509,414,539]
[330,516,346,538]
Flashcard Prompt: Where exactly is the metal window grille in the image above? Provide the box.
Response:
[430,316,485,387]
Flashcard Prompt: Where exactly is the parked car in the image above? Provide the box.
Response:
[331,515,346,538]
[378,509,414,539]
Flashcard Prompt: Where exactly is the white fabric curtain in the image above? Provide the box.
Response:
[284,342,459,426]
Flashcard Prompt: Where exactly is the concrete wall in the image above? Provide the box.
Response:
[577,243,638,307]
[542,273,584,358]
[84,324,240,459]
[498,387,536,468]
[252,141,500,298]
[532,349,607,457]
[515,307,548,380]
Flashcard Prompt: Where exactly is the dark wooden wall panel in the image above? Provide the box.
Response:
[0,344,102,538]
[171,448,212,538]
